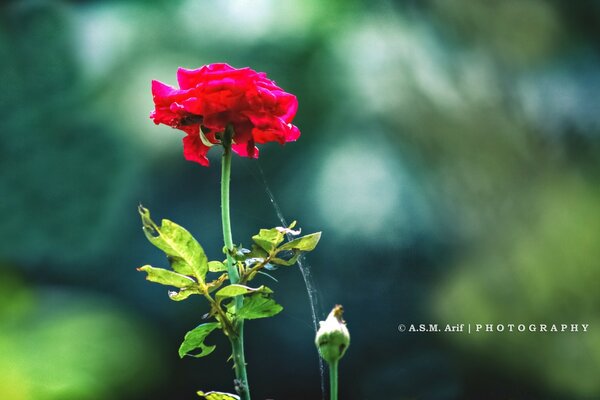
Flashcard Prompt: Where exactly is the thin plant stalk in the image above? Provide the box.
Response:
[221,125,251,400]
[329,360,338,400]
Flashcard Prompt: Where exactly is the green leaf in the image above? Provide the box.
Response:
[251,228,285,253]
[215,284,273,300]
[206,274,227,294]
[197,391,240,400]
[168,287,201,301]
[249,244,269,259]
[270,252,301,267]
[179,322,220,358]
[237,293,283,320]
[137,265,196,288]
[278,232,322,252]
[139,206,208,283]
[208,261,227,272]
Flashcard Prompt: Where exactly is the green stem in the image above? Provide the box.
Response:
[221,125,251,400]
[220,127,236,278]
[330,360,338,400]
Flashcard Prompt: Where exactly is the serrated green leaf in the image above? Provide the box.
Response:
[137,265,196,288]
[208,261,227,272]
[251,228,285,253]
[139,206,208,283]
[197,391,240,400]
[278,232,322,252]
[237,293,283,320]
[215,284,273,300]
[179,322,220,358]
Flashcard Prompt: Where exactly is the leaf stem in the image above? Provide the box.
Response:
[221,125,251,400]
[330,360,338,400]
[201,292,235,336]
[240,255,273,284]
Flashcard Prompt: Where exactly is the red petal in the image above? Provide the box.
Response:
[152,80,185,104]
[182,129,211,166]
[177,64,248,89]
[232,141,259,158]
[285,124,301,142]
[274,92,298,123]
[177,66,207,89]
[203,112,229,133]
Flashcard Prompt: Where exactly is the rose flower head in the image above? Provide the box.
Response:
[150,63,300,166]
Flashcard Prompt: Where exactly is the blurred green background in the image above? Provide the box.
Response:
[1,0,600,399]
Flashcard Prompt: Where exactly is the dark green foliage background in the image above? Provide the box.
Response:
[1,1,600,399]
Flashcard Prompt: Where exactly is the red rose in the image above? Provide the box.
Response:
[150,63,300,166]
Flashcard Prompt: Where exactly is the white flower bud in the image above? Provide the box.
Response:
[315,305,350,364]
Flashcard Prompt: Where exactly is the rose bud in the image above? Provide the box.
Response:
[315,305,350,365]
